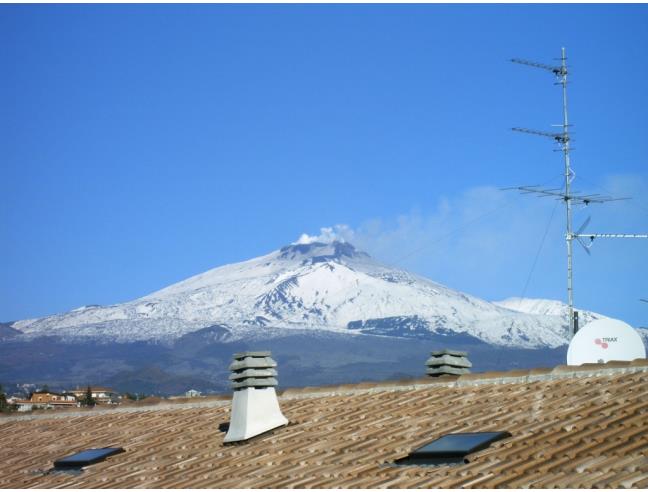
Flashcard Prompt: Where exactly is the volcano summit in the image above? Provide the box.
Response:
[10,239,603,348]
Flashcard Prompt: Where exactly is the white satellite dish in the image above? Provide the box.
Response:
[567,318,646,366]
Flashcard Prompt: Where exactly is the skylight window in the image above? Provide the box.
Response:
[395,431,511,466]
[54,447,124,469]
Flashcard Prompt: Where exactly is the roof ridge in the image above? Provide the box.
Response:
[0,398,231,422]
[279,358,648,398]
[3,359,646,422]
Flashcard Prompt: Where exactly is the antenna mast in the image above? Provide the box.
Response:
[559,47,576,339]
[508,48,648,339]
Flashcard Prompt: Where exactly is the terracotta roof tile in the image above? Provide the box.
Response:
[2,360,648,488]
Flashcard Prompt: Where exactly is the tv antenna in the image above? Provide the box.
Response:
[506,47,648,339]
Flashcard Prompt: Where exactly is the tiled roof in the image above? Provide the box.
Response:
[2,359,648,488]
[69,387,115,394]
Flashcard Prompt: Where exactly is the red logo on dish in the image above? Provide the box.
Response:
[594,338,608,349]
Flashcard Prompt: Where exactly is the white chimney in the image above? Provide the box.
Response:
[223,351,288,443]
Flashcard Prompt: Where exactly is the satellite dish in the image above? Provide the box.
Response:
[567,318,646,366]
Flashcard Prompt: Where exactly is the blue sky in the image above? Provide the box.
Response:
[1,4,647,326]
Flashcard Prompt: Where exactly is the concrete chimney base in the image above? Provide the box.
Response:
[224,387,288,443]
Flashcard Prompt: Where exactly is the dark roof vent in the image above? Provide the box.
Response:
[54,447,124,469]
[395,431,511,466]
[426,349,472,376]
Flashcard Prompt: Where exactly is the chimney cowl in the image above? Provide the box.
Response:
[229,352,279,390]
[426,349,472,377]
[230,354,277,376]
[430,348,468,357]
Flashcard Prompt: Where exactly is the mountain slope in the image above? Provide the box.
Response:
[10,240,602,348]
[493,297,605,326]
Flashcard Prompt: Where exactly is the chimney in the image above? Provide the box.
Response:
[224,351,288,443]
[426,349,472,376]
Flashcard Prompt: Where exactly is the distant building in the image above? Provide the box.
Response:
[69,387,119,405]
[14,401,33,412]
[14,391,78,412]
[185,389,202,398]
[6,396,21,410]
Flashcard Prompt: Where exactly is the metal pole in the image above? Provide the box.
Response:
[560,47,575,337]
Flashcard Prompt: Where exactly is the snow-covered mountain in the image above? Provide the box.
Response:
[10,240,605,348]
[493,297,605,326]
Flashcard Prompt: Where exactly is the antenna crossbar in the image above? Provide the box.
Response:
[574,233,648,239]
[512,127,569,144]
[511,58,567,76]
[504,185,627,205]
